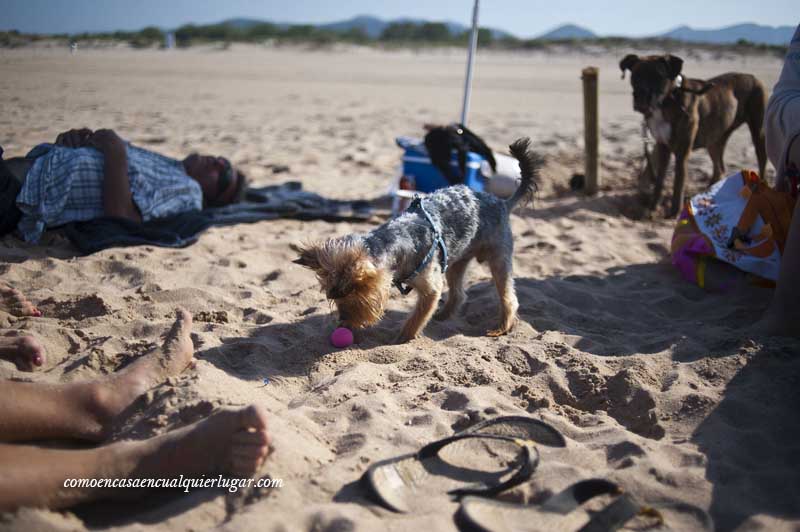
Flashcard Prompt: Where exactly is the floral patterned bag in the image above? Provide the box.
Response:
[671,170,796,290]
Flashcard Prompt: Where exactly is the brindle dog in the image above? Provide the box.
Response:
[620,53,767,216]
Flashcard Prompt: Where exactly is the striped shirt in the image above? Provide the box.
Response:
[16,143,203,243]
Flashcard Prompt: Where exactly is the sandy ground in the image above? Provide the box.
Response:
[0,44,798,531]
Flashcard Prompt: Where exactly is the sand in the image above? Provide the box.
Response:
[0,44,798,531]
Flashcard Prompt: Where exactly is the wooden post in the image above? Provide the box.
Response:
[582,67,599,195]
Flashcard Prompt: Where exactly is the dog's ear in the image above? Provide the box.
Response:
[682,79,714,95]
[293,244,320,270]
[619,54,639,79]
[697,81,714,95]
[663,54,684,80]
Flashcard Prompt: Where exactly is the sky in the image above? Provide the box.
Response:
[0,0,795,38]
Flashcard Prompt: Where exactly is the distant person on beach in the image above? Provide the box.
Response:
[0,128,247,244]
[0,285,271,511]
[761,23,800,337]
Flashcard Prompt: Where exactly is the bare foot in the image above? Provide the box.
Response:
[85,308,195,437]
[0,333,45,371]
[115,404,271,480]
[0,285,41,318]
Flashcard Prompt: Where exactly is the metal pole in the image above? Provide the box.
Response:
[460,0,479,126]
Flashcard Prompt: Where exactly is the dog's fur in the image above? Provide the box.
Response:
[620,53,767,216]
[295,138,542,343]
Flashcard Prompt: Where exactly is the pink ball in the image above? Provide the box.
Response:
[330,327,354,348]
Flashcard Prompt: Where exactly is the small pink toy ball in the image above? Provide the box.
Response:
[330,327,354,348]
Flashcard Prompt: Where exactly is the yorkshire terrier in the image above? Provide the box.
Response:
[294,137,542,344]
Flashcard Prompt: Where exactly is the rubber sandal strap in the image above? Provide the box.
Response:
[417,433,539,499]
[578,493,656,532]
[462,415,567,448]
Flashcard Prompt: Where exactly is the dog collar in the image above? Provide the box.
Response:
[664,74,689,115]
[392,196,449,295]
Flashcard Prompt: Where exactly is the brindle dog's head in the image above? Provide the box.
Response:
[619,54,685,116]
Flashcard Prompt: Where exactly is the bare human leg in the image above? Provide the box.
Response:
[0,404,271,511]
[0,309,194,442]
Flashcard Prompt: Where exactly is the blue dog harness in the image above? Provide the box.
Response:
[393,196,449,295]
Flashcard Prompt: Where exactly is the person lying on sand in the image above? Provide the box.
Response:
[0,128,247,244]
[761,23,800,338]
[0,292,271,511]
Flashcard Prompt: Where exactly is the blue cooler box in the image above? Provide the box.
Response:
[396,136,485,193]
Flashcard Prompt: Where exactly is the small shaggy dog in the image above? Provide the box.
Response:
[294,138,542,343]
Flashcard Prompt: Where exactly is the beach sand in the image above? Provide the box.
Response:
[0,44,798,531]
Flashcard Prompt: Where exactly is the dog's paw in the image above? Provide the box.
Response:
[433,309,451,321]
[486,327,510,337]
[394,333,416,344]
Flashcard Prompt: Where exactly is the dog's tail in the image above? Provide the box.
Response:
[506,137,543,209]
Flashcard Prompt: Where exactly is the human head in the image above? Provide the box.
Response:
[182,153,247,207]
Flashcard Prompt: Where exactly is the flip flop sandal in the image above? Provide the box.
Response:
[363,416,566,513]
[456,478,713,532]
[460,416,567,448]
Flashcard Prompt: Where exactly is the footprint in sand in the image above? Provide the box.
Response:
[262,271,281,284]
[37,294,110,321]
[439,389,471,411]
[244,308,273,325]
[334,433,366,455]
[606,440,646,469]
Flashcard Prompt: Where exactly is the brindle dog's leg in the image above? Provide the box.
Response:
[748,116,768,180]
[487,255,518,337]
[434,258,470,321]
[707,132,731,184]
[669,125,697,217]
[396,265,443,343]
[670,148,691,218]
[648,143,671,210]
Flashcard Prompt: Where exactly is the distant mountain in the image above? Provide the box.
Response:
[537,24,597,41]
[216,17,292,31]
[219,18,272,29]
[318,16,470,39]
[320,15,510,39]
[318,15,387,38]
[395,18,512,39]
[659,23,795,46]
[181,17,792,47]
[218,14,509,40]
[219,18,253,29]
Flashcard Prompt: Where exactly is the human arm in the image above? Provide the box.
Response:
[54,128,93,148]
[765,25,800,192]
[87,129,142,223]
[759,24,800,336]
